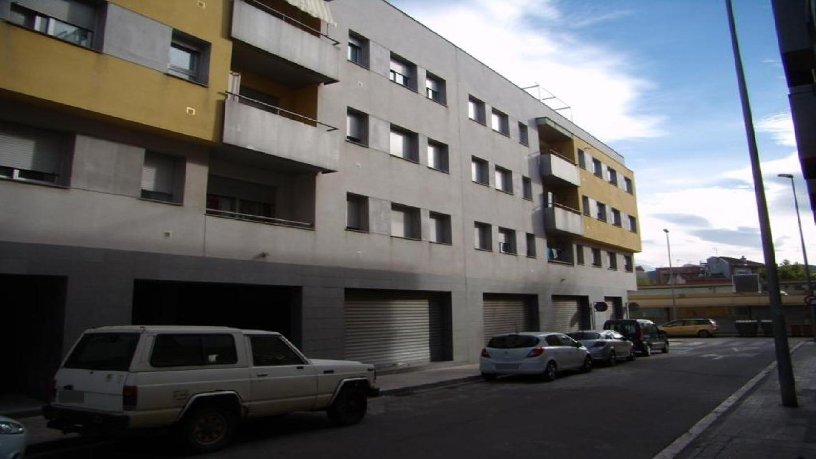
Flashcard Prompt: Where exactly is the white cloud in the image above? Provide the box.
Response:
[756,112,797,148]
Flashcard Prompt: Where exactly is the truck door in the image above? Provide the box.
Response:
[246,335,318,417]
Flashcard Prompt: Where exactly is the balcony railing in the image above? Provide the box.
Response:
[206,208,313,229]
[541,150,580,187]
[226,92,337,131]
[543,203,585,236]
[244,0,339,45]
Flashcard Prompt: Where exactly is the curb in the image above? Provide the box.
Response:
[653,340,807,459]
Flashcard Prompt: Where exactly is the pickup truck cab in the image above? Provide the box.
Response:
[44,326,378,453]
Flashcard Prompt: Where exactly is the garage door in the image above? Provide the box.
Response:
[483,295,535,342]
[344,295,432,367]
[545,296,583,332]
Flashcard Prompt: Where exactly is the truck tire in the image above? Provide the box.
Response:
[180,405,238,453]
[328,386,368,426]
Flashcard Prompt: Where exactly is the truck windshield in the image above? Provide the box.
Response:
[64,333,139,371]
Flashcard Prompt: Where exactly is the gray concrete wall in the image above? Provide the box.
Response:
[102,3,171,73]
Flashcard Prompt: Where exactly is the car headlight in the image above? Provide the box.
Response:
[0,420,25,435]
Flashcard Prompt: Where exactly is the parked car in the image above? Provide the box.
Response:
[659,318,719,337]
[44,326,379,453]
[0,415,27,459]
[603,319,668,356]
[480,332,592,381]
[567,330,635,365]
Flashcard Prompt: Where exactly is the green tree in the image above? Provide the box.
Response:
[776,259,808,281]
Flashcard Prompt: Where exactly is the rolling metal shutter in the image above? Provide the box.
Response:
[0,123,62,174]
[546,297,582,332]
[483,296,533,342]
[344,295,431,367]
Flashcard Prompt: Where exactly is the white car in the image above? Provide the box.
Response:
[0,416,27,459]
[480,332,592,381]
[567,330,635,365]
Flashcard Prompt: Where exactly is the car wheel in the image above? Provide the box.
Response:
[581,355,593,373]
[642,344,652,357]
[607,351,617,366]
[542,361,557,382]
[180,405,238,454]
[662,342,669,353]
[481,372,498,381]
[328,386,368,426]
[627,349,636,361]
[698,330,711,338]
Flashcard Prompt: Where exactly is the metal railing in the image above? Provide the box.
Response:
[549,202,581,215]
[225,92,338,132]
[244,0,339,46]
[206,208,314,229]
[545,149,576,165]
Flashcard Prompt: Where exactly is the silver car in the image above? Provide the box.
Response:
[480,332,592,381]
[567,330,635,366]
[0,416,27,459]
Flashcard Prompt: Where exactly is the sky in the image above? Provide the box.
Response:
[388,0,815,270]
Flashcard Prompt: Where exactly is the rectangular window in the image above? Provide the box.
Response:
[628,215,638,233]
[425,72,446,104]
[526,233,536,258]
[346,193,369,231]
[468,96,486,124]
[474,222,491,250]
[608,251,618,270]
[346,108,368,145]
[389,54,415,90]
[427,139,449,173]
[576,244,585,265]
[607,167,618,186]
[490,108,509,135]
[624,255,634,272]
[151,334,237,367]
[250,335,305,366]
[495,166,513,194]
[611,208,622,227]
[389,125,418,162]
[391,203,420,239]
[429,212,452,244]
[0,121,67,186]
[141,151,181,203]
[471,156,489,185]
[591,248,602,267]
[347,31,368,67]
[522,176,533,200]
[168,31,209,84]
[9,0,96,49]
[498,227,516,254]
[582,196,591,216]
[597,202,607,222]
[592,158,603,178]
[518,122,529,146]
[624,177,634,194]
[578,149,586,169]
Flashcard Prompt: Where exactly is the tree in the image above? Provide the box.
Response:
[776,259,809,281]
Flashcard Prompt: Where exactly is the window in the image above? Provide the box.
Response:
[624,255,634,272]
[0,121,67,186]
[168,31,209,84]
[346,193,368,231]
[347,31,368,67]
[474,222,491,250]
[63,333,139,372]
[250,335,304,366]
[346,108,368,145]
[389,125,418,162]
[425,72,446,104]
[518,122,529,146]
[526,233,536,258]
[389,54,415,90]
[624,177,634,194]
[206,175,275,224]
[468,96,486,124]
[9,0,96,48]
[582,196,591,216]
[151,334,237,367]
[591,248,602,267]
[498,228,516,254]
[608,252,618,270]
[596,202,607,222]
[578,149,586,169]
[628,215,638,233]
[391,203,420,239]
[141,151,182,203]
[427,140,449,173]
[471,156,489,185]
[522,176,533,200]
[611,208,622,227]
[607,167,618,186]
[592,158,603,178]
[429,212,452,244]
[491,109,509,135]
[547,239,572,263]
[495,166,513,194]
[576,244,585,265]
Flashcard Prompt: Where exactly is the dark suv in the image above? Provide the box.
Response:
[603,319,668,356]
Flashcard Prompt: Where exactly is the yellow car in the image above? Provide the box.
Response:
[659,319,719,337]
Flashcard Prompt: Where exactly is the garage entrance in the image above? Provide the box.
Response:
[482,294,538,342]
[132,280,301,345]
[545,296,591,332]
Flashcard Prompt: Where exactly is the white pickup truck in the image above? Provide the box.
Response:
[43,325,379,453]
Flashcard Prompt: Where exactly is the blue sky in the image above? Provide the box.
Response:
[388,0,814,269]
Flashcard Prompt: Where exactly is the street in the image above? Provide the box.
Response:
[31,337,795,458]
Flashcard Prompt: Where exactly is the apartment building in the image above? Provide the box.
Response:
[0,0,640,402]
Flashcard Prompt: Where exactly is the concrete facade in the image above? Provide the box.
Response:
[0,0,640,401]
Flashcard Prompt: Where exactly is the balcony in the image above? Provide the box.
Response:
[222,95,339,172]
[231,0,340,85]
[541,150,580,187]
[543,204,584,237]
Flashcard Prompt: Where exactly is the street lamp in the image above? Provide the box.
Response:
[778,173,815,340]
[663,229,678,321]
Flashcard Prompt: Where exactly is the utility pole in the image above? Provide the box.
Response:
[663,229,678,320]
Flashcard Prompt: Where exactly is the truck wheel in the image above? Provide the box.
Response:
[180,405,237,453]
[328,387,368,426]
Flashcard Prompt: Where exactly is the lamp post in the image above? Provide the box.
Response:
[663,229,678,321]
[778,173,815,340]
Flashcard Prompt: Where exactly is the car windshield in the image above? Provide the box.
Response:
[568,332,600,340]
[607,322,636,336]
[487,334,540,349]
[64,333,139,371]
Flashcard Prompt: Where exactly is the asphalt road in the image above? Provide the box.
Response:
[31,337,794,458]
